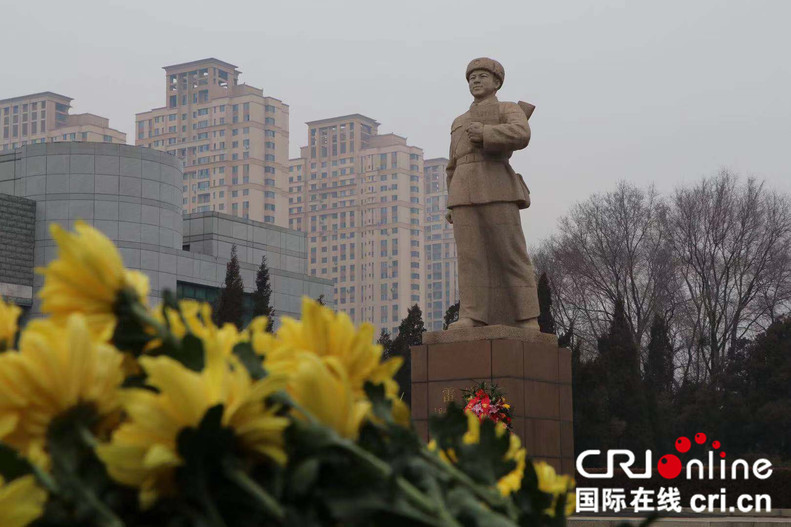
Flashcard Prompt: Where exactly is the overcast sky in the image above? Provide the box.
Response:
[3,0,789,242]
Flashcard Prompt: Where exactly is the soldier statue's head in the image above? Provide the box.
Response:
[466,57,504,101]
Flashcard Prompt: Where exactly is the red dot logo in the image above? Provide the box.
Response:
[720,452,726,458]
[657,454,683,479]
[675,436,691,453]
[712,440,721,449]
[695,433,707,444]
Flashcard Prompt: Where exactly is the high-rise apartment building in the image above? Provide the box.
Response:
[1,92,126,152]
[135,59,289,225]
[423,158,459,331]
[288,115,425,333]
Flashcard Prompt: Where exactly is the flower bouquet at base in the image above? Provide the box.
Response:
[0,221,578,527]
[463,381,513,431]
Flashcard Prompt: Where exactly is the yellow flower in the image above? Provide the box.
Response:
[0,296,22,351]
[275,299,402,391]
[146,300,240,358]
[255,298,408,432]
[533,461,576,516]
[37,221,149,334]
[97,350,288,508]
[0,475,47,527]
[267,351,370,439]
[497,435,526,496]
[0,315,124,462]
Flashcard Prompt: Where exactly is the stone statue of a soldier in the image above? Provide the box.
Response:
[446,58,540,330]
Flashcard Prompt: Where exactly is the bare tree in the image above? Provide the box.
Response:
[667,172,791,383]
[534,182,678,358]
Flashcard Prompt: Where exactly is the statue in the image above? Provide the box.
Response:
[446,58,539,330]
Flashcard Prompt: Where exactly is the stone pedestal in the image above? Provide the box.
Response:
[410,326,575,475]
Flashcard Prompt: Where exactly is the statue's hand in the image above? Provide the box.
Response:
[467,122,484,144]
[445,210,453,224]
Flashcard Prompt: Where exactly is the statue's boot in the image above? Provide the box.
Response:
[448,317,485,330]
[515,318,539,330]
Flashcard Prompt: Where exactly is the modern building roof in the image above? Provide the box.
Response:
[305,114,380,127]
[0,92,73,105]
[163,58,239,72]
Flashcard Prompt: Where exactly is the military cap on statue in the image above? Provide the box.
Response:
[465,57,505,85]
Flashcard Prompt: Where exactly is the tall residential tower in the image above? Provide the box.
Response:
[423,157,458,330]
[135,59,289,225]
[1,92,126,151]
[289,115,425,333]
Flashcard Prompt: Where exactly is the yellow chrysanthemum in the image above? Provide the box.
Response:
[496,434,526,496]
[254,298,409,433]
[267,351,370,439]
[37,221,149,334]
[533,461,576,516]
[0,314,124,462]
[0,296,22,351]
[97,350,289,508]
[146,300,240,357]
[273,299,401,392]
[0,475,47,527]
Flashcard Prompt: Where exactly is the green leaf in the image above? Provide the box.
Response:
[162,289,180,312]
[283,417,339,455]
[456,418,514,484]
[112,287,155,356]
[512,460,553,522]
[232,341,266,380]
[364,381,393,422]
[176,404,232,466]
[290,458,320,496]
[428,402,468,451]
[168,333,206,372]
[446,486,519,527]
[0,442,33,480]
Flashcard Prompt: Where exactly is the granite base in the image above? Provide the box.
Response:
[411,328,575,475]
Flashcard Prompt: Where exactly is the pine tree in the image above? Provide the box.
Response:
[598,297,651,453]
[643,314,674,452]
[572,340,611,455]
[214,245,245,329]
[741,316,791,458]
[558,321,574,349]
[252,255,275,332]
[377,328,394,359]
[442,301,460,330]
[537,272,556,335]
[394,304,426,349]
[391,304,426,406]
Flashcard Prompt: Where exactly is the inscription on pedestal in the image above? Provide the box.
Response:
[433,387,457,414]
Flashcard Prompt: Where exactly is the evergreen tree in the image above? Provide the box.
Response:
[214,245,245,329]
[251,255,275,332]
[558,320,575,348]
[537,272,556,335]
[643,314,674,452]
[572,340,612,456]
[377,328,394,359]
[391,304,426,406]
[442,301,460,330]
[740,316,791,458]
[598,297,651,453]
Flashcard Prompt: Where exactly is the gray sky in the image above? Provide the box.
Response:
[4,0,790,242]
